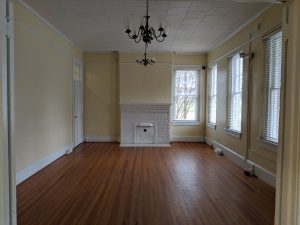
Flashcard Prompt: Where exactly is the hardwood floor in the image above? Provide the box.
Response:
[17,143,275,225]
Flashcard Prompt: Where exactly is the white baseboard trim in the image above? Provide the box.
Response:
[204,136,276,188]
[84,136,118,142]
[16,143,73,185]
[85,136,205,143]
[120,144,171,148]
[171,136,204,142]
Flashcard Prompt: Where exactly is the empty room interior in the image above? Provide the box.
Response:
[1,0,300,224]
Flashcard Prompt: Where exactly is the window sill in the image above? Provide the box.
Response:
[206,123,217,130]
[172,120,201,126]
[257,138,278,152]
[224,128,241,139]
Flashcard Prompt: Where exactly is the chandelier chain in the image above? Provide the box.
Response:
[146,0,149,17]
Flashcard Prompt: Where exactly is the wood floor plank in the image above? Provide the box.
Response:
[17,143,275,225]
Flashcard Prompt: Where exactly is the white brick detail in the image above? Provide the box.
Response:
[120,104,171,146]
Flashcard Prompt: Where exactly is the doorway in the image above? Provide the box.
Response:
[72,60,83,148]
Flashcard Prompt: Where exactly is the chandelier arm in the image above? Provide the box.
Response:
[137,27,143,37]
[127,32,136,40]
[155,33,166,42]
[155,37,165,42]
[132,28,143,43]
[151,27,164,40]
[136,29,144,43]
[149,27,157,37]
[154,35,164,41]
[128,0,167,57]
[135,34,143,43]
[154,34,165,42]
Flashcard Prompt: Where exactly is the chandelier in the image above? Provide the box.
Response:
[125,0,167,45]
[136,44,155,67]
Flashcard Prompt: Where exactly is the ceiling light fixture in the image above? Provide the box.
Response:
[125,0,167,46]
[136,44,155,67]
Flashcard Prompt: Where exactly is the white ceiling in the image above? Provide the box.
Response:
[23,0,271,52]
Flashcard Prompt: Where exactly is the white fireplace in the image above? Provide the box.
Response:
[120,104,171,147]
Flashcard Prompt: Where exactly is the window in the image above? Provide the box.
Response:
[173,69,200,124]
[208,65,217,125]
[263,31,282,143]
[227,53,244,133]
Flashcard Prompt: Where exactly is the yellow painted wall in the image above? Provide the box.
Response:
[84,52,119,138]
[13,0,82,171]
[84,52,207,139]
[207,5,283,174]
[119,52,173,104]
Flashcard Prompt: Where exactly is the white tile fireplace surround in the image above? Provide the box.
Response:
[120,104,171,147]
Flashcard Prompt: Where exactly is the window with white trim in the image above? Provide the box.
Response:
[173,69,200,123]
[208,65,217,124]
[228,53,244,133]
[263,31,282,143]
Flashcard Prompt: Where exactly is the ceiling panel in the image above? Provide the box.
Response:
[22,0,271,52]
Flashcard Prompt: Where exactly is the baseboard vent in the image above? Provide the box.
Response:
[65,148,73,154]
[244,162,254,176]
[205,136,276,187]
[214,147,223,155]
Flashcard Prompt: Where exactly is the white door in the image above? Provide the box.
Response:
[73,60,83,148]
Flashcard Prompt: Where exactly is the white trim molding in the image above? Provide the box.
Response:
[85,136,205,144]
[224,128,242,139]
[16,143,73,185]
[206,122,217,130]
[172,120,202,126]
[120,144,171,148]
[205,136,276,188]
[84,136,119,143]
[72,59,84,149]
[275,2,300,225]
[171,136,204,143]
[256,137,278,152]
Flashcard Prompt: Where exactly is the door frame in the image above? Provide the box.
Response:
[275,1,300,225]
[72,59,83,150]
[1,0,16,224]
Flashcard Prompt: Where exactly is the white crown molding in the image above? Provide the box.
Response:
[204,136,276,187]
[16,0,82,52]
[16,143,73,185]
[208,4,273,53]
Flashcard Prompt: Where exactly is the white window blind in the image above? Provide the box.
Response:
[263,31,282,143]
[228,54,244,133]
[174,69,199,121]
[208,65,217,124]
